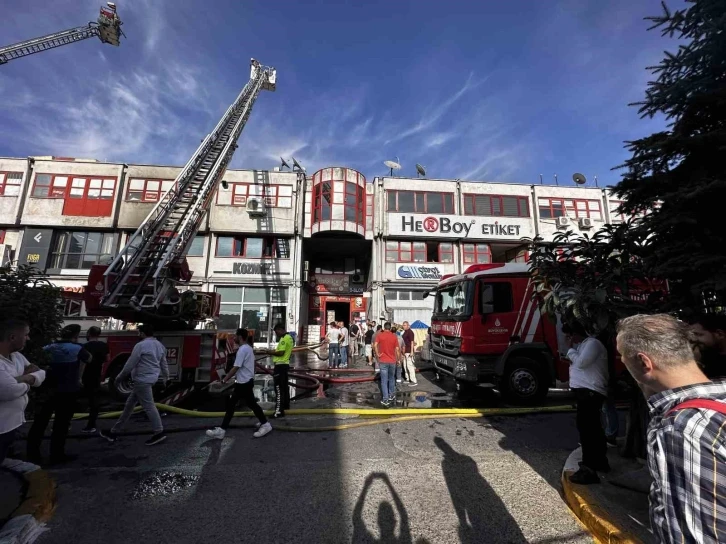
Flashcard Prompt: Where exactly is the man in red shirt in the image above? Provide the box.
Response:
[401,321,417,386]
[374,322,400,407]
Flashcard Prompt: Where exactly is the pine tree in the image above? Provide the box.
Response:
[614,0,726,310]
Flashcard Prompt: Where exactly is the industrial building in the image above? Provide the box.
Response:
[0,156,626,344]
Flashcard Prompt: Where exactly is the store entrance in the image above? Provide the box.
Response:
[325,301,350,326]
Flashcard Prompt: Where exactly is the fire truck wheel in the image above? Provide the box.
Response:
[108,359,133,400]
[501,357,549,406]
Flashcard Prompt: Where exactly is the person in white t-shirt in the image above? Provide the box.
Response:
[326,323,342,369]
[339,321,349,369]
[206,328,271,439]
[0,320,45,464]
[563,322,610,485]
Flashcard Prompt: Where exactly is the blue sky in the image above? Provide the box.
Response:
[0,0,678,186]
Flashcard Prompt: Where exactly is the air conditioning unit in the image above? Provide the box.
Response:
[555,216,570,228]
[246,198,267,217]
[351,274,364,284]
[578,217,594,229]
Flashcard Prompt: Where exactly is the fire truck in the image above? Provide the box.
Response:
[430,263,570,405]
[81,59,277,398]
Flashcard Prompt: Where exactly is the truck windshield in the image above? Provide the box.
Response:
[434,281,472,318]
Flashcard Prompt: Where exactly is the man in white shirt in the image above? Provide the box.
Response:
[339,321,349,369]
[326,322,342,369]
[563,322,610,484]
[206,328,271,439]
[0,320,45,464]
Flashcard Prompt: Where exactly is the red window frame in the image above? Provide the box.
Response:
[538,198,602,220]
[216,183,293,208]
[462,243,492,264]
[32,174,116,217]
[31,174,70,198]
[385,241,425,263]
[438,242,454,263]
[0,230,5,244]
[463,194,529,217]
[0,172,22,196]
[126,178,176,202]
[608,200,625,223]
[214,236,289,259]
[387,190,455,213]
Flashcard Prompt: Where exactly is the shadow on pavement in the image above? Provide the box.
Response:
[352,472,412,544]
[434,436,527,543]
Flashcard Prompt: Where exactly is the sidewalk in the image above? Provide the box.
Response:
[562,446,653,543]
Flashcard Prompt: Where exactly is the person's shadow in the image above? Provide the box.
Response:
[352,472,413,544]
[434,436,527,543]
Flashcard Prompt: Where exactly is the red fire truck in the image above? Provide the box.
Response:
[430,263,570,405]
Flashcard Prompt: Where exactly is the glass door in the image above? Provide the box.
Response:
[241,305,271,345]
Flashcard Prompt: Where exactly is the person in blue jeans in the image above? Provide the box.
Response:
[374,323,400,408]
[338,321,349,369]
[326,322,342,369]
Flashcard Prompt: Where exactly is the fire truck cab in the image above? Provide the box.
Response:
[430,263,569,405]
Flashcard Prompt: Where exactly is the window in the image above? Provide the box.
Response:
[463,194,529,217]
[0,172,22,196]
[33,174,116,216]
[538,198,602,220]
[608,200,625,223]
[386,241,453,263]
[32,174,68,198]
[187,236,205,257]
[505,247,529,263]
[62,298,83,317]
[463,243,492,264]
[49,231,117,270]
[312,182,332,222]
[312,180,364,226]
[215,236,289,258]
[480,282,513,313]
[217,183,293,208]
[216,286,289,343]
[387,191,454,213]
[127,179,175,202]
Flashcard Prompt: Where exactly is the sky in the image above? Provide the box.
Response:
[0,0,681,187]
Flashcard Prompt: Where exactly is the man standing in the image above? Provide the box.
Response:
[364,323,374,367]
[262,323,293,418]
[372,324,383,373]
[349,322,360,359]
[616,314,726,543]
[392,326,405,384]
[563,322,610,484]
[0,320,44,464]
[339,321,349,369]
[690,314,726,379]
[81,326,109,434]
[401,321,418,386]
[206,328,271,439]
[27,324,90,464]
[374,322,400,408]
[100,324,169,446]
[326,322,342,369]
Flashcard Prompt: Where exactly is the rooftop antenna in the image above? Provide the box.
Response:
[554,173,558,186]
[415,163,426,178]
[539,173,543,185]
[292,157,305,172]
[593,175,599,187]
[572,172,587,186]
[280,157,291,170]
[384,156,402,177]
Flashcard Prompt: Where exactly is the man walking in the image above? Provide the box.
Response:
[326,322,342,369]
[81,326,109,434]
[402,321,418,386]
[617,314,726,543]
[0,320,44,465]
[364,323,374,367]
[262,323,294,418]
[27,324,90,464]
[563,322,610,484]
[100,324,169,446]
[206,328,272,439]
[374,322,400,408]
[339,321,349,369]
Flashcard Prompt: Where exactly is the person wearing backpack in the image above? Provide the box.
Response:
[616,314,726,544]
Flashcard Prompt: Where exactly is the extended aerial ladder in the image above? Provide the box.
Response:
[0,3,123,66]
[85,59,277,328]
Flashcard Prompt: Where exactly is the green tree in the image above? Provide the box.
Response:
[614,0,726,311]
[0,264,64,363]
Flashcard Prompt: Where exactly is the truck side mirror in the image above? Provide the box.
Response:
[481,303,494,315]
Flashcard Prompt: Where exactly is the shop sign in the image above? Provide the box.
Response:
[19,228,53,270]
[396,265,442,280]
[389,213,530,239]
[232,262,273,275]
[312,274,349,294]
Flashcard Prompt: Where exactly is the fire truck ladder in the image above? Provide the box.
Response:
[102,59,277,312]
[0,3,123,66]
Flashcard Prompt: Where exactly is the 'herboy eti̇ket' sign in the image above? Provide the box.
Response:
[387,213,533,239]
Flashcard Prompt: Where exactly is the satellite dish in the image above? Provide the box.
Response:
[416,164,426,178]
[572,173,587,185]
[292,157,305,172]
[384,156,402,176]
[280,157,291,170]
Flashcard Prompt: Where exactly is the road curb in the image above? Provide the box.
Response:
[0,461,55,543]
[561,448,643,544]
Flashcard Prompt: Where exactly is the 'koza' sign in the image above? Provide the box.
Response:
[233,262,273,275]
[389,213,528,239]
[397,265,442,280]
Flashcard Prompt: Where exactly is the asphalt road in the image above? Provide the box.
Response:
[37,411,591,544]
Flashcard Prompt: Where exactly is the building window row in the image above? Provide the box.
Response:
[463,194,529,218]
[215,236,290,259]
[0,172,22,196]
[538,198,602,220]
[385,241,454,263]
[385,289,427,301]
[127,178,176,202]
[387,190,454,214]
[312,181,364,224]
[217,183,293,208]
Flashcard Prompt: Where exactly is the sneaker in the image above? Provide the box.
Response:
[255,421,263,429]
[99,430,118,443]
[396,379,403,383]
[381,399,390,408]
[408,381,418,386]
[145,432,167,446]
[253,422,273,438]
[569,467,600,485]
[81,427,97,434]
[205,427,226,440]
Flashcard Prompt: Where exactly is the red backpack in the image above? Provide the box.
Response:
[666,399,726,418]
